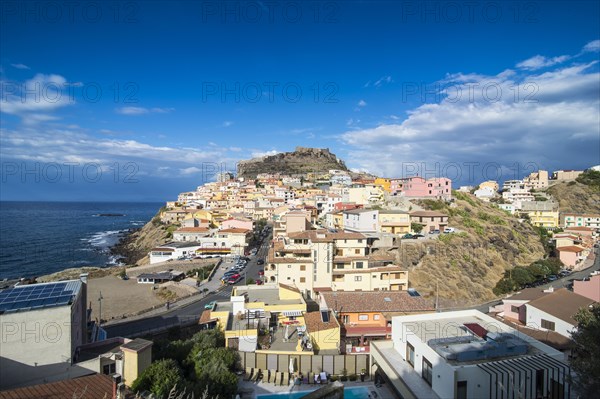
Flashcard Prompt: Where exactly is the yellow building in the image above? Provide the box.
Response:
[184,209,214,223]
[121,338,153,386]
[303,310,340,353]
[374,178,392,192]
[527,209,560,228]
[378,210,411,234]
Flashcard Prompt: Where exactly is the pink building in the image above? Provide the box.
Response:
[220,218,254,231]
[556,245,586,268]
[573,275,600,302]
[500,288,551,324]
[391,177,452,199]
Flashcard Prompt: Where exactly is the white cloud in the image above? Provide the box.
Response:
[582,39,600,53]
[116,106,174,115]
[340,56,600,180]
[222,121,234,127]
[0,74,72,116]
[11,63,30,70]
[357,99,367,107]
[251,150,280,158]
[516,55,570,70]
[364,75,393,88]
[180,167,202,175]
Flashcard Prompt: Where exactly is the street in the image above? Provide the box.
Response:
[104,229,272,338]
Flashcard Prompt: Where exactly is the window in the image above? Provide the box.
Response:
[356,261,364,269]
[406,343,415,367]
[355,249,360,254]
[300,265,306,271]
[541,319,556,331]
[342,315,349,323]
[422,357,433,386]
[373,214,376,219]
[103,363,116,375]
[300,277,306,283]
[358,239,363,243]
[373,314,380,320]
[511,305,520,313]
[359,314,369,321]
[354,276,362,281]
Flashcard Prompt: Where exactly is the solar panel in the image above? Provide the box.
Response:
[0,281,81,313]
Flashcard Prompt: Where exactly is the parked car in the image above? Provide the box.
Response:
[401,233,413,239]
[412,234,425,239]
[429,230,440,234]
[444,227,455,233]
[547,275,558,282]
[256,280,263,285]
[258,269,264,276]
[590,270,600,276]
[227,275,242,285]
[257,259,264,265]
[204,301,217,310]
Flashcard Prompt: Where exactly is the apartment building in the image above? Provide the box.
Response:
[370,310,571,399]
[551,170,583,180]
[561,213,600,229]
[519,201,560,228]
[265,230,398,297]
[378,210,411,235]
[343,208,378,233]
[392,177,452,200]
[524,170,549,190]
[409,211,449,232]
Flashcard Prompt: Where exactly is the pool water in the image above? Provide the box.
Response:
[257,386,371,399]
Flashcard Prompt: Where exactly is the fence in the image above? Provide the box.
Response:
[238,352,370,376]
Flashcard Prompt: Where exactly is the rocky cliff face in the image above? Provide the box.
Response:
[237,147,349,178]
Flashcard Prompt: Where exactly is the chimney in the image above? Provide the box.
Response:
[80,273,89,284]
[111,374,122,399]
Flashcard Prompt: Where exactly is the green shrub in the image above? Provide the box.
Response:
[329,375,339,382]
[340,375,348,382]
[349,374,358,381]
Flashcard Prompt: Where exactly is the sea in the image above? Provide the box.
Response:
[0,201,162,280]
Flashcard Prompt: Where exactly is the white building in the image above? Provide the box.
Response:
[473,186,497,201]
[524,288,595,339]
[330,173,352,186]
[0,275,88,389]
[343,208,378,233]
[370,310,571,399]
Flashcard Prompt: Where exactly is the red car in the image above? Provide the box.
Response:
[258,269,264,276]
[256,280,263,285]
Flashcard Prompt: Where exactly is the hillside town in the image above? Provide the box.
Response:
[2,156,599,399]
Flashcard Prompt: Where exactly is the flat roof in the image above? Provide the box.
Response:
[0,280,82,314]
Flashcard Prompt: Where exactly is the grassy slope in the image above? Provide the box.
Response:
[399,192,545,307]
[546,180,600,214]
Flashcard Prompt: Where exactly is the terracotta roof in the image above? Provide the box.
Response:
[304,310,339,333]
[199,310,217,324]
[0,374,115,399]
[526,288,596,325]
[410,210,448,217]
[556,245,585,253]
[320,291,434,313]
[288,230,366,243]
[564,227,594,232]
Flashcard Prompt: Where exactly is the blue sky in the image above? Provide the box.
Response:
[1,1,599,201]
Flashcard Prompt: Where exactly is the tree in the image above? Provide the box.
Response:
[570,304,600,396]
[411,223,424,233]
[131,359,185,398]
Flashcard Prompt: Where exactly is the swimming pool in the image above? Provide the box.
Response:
[256,386,371,399]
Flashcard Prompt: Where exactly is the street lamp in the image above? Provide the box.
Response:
[98,291,104,327]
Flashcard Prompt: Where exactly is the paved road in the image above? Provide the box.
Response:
[473,246,600,313]
[104,230,272,338]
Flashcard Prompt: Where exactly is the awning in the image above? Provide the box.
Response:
[282,310,303,317]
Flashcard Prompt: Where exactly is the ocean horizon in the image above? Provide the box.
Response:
[0,201,162,280]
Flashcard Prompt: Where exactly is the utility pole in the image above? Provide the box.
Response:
[435,281,439,312]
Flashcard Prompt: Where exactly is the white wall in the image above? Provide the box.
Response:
[525,304,575,338]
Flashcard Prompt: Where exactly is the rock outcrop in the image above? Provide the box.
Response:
[237,147,349,179]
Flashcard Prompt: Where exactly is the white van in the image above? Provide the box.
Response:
[444,227,455,234]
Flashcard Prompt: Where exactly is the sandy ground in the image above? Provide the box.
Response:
[87,258,219,322]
